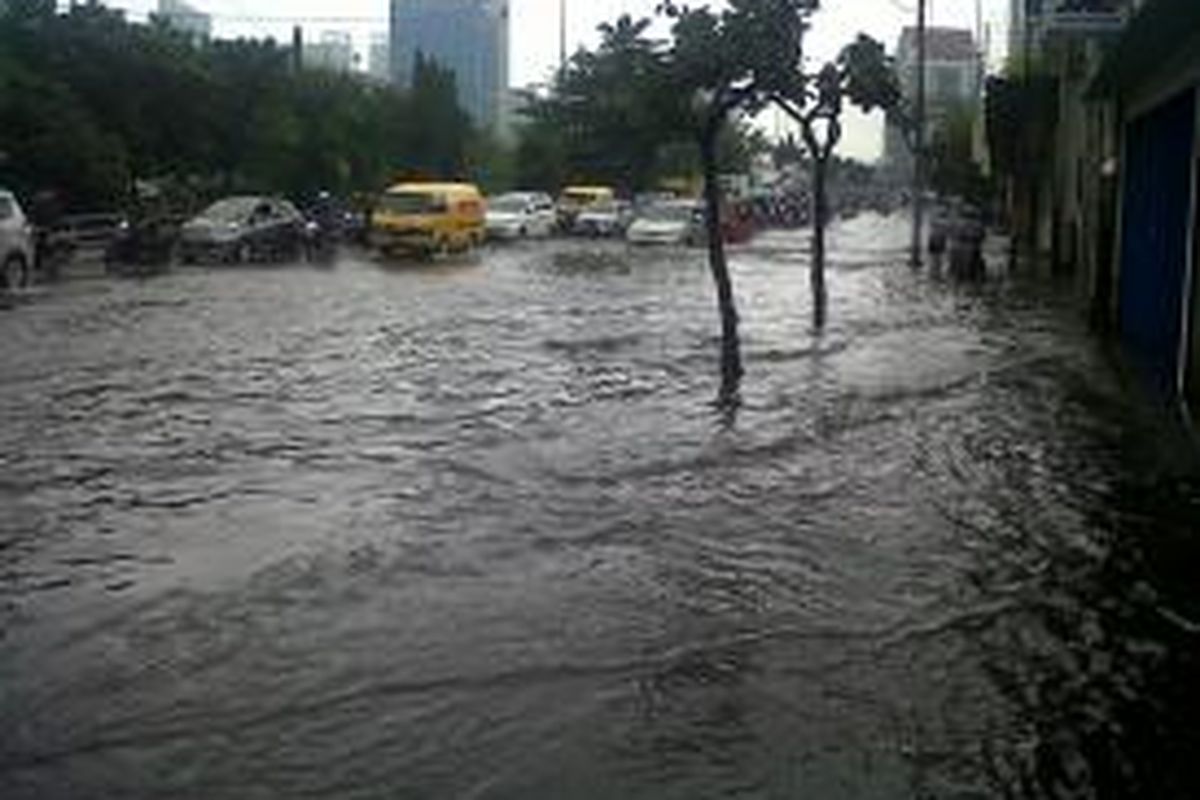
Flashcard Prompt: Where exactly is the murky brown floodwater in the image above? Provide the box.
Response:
[2,214,1198,799]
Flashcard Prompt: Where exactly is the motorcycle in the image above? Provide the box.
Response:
[105,216,179,276]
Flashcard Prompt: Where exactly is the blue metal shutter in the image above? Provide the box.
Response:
[1118,88,1196,390]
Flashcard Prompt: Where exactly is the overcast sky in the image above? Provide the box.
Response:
[112,0,1011,160]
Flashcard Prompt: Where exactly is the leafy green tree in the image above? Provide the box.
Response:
[401,55,473,180]
[928,102,988,206]
[512,90,569,190]
[0,2,478,209]
[0,56,129,207]
[657,0,816,407]
[514,15,689,193]
[771,33,900,328]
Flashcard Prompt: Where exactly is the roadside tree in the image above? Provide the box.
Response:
[771,33,900,328]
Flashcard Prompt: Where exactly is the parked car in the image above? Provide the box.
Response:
[371,182,485,258]
[0,189,35,292]
[179,196,307,264]
[573,200,634,238]
[485,192,556,239]
[557,185,615,231]
[627,200,705,246]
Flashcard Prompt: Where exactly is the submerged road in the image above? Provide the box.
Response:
[2,214,1199,798]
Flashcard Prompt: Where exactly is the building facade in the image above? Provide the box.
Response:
[995,0,1199,407]
[302,31,357,74]
[1089,0,1200,405]
[156,0,212,42]
[884,27,982,177]
[389,0,510,130]
[369,34,391,84]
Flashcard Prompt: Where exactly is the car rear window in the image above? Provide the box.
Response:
[0,197,14,221]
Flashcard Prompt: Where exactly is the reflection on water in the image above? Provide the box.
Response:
[1,215,1198,798]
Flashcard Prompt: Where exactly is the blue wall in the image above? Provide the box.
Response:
[1118,88,1196,390]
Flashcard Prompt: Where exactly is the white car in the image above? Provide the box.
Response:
[0,189,36,292]
[485,192,556,239]
[626,200,705,246]
[573,200,634,238]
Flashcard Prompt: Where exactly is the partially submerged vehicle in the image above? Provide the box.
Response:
[626,200,705,246]
[485,192,557,239]
[178,196,307,264]
[371,182,485,258]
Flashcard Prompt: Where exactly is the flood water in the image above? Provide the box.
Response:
[2,214,1199,798]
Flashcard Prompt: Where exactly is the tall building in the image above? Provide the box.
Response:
[303,31,357,74]
[389,0,510,130]
[884,27,982,174]
[369,33,392,84]
[157,0,212,42]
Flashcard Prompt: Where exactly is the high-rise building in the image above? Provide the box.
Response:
[883,27,982,174]
[389,0,510,130]
[157,0,212,42]
[303,31,357,74]
[369,33,392,84]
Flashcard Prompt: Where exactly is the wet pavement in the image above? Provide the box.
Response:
[2,213,1199,799]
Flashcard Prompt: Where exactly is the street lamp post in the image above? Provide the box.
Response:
[910,0,927,267]
[559,0,567,70]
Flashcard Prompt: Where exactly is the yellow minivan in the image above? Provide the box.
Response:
[557,185,615,229]
[371,182,485,257]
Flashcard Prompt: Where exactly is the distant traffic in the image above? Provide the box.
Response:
[1,174,920,293]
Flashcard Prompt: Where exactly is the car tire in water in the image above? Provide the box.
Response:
[1,255,28,292]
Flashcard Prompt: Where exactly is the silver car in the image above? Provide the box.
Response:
[626,200,705,246]
[573,200,634,238]
[0,189,36,292]
[485,192,557,239]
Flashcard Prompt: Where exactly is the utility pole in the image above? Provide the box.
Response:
[910,0,927,266]
[559,0,567,71]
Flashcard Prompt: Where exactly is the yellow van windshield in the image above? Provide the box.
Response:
[565,190,606,203]
[380,192,447,215]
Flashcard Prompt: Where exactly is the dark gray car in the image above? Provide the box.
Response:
[179,196,306,264]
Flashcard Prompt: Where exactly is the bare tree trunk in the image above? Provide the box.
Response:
[700,127,742,407]
[810,154,829,330]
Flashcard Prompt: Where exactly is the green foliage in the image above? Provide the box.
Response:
[658,0,818,119]
[929,101,988,204]
[838,34,902,115]
[985,74,1056,180]
[0,1,478,209]
[514,14,691,193]
[772,33,900,161]
[512,11,775,195]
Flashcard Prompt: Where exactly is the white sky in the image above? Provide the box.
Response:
[111,0,1011,161]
